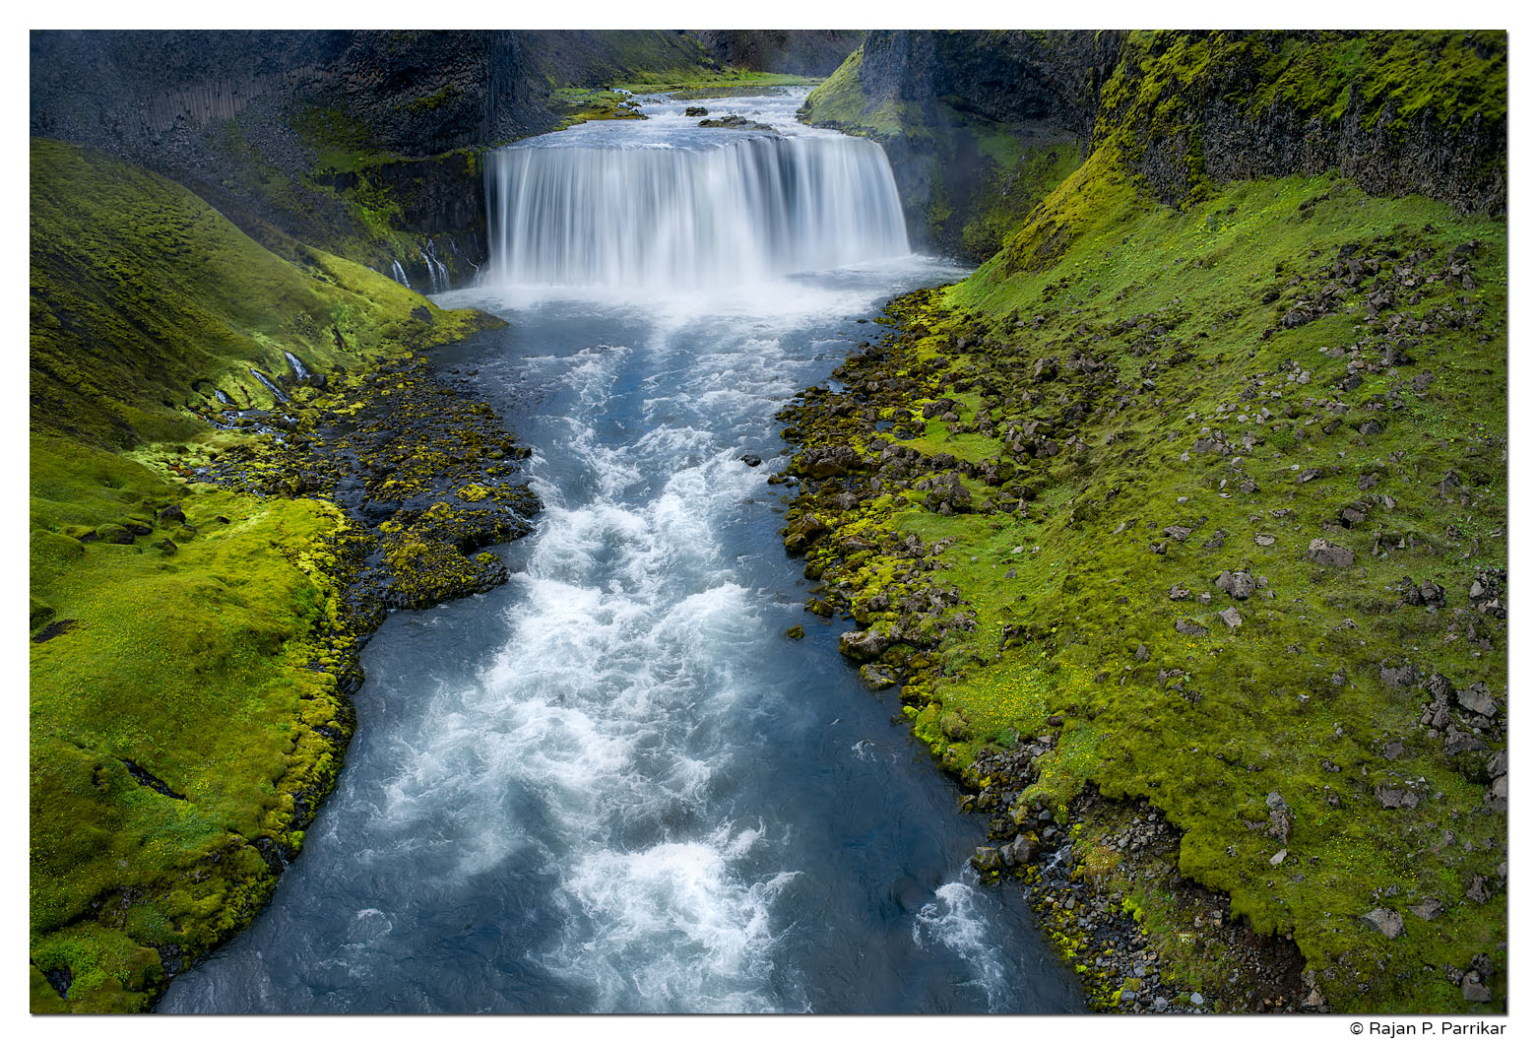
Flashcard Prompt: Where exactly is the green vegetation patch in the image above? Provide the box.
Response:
[779,158,1506,1012]
[30,437,357,1012]
[30,138,498,448]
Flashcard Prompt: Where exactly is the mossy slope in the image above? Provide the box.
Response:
[30,138,495,448]
[781,58,1506,1012]
[29,139,506,1012]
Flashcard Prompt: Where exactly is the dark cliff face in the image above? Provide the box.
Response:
[30,30,547,282]
[808,29,1505,259]
[856,30,1116,134]
[31,31,550,163]
[1104,31,1506,216]
[803,31,1114,259]
[693,30,865,75]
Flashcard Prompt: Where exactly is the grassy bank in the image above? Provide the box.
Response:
[778,156,1506,1011]
[29,138,505,1012]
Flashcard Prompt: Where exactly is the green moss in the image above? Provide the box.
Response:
[30,138,499,448]
[785,158,1506,1011]
[29,139,507,1013]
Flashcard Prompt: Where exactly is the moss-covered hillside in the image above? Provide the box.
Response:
[781,33,1506,1015]
[28,138,506,1012]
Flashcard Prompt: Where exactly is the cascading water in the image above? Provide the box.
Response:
[390,259,412,288]
[485,131,908,288]
[421,248,451,293]
[158,88,1079,1015]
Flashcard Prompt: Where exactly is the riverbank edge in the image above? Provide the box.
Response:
[772,233,1505,1014]
[31,348,542,1014]
[773,293,1312,1014]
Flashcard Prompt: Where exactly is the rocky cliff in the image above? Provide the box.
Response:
[804,30,1505,259]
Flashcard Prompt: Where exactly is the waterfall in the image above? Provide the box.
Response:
[485,135,909,288]
[391,259,411,289]
[420,248,450,293]
[284,352,310,382]
[249,368,289,404]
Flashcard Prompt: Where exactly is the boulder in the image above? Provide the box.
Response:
[971,846,1002,872]
[838,629,891,661]
[1307,538,1354,567]
[1362,907,1405,939]
[1215,568,1257,599]
[782,513,828,555]
[1456,682,1497,717]
[1409,898,1443,921]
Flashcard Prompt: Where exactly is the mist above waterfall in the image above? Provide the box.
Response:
[485,120,909,289]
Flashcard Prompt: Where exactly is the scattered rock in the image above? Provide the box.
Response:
[1215,568,1257,599]
[1362,907,1405,939]
[1409,898,1444,921]
[1175,618,1209,637]
[1266,791,1292,842]
[1219,606,1242,629]
[1306,538,1353,567]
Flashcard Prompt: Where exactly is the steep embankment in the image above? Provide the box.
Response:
[782,30,1506,1014]
[29,138,530,1013]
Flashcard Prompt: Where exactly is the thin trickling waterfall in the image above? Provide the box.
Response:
[390,259,411,288]
[484,134,909,288]
[421,248,450,292]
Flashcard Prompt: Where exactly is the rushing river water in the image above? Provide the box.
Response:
[159,88,1081,1015]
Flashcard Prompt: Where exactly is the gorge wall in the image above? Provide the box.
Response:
[802,30,1506,259]
[30,30,861,287]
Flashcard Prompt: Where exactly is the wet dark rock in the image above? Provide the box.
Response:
[783,513,829,554]
[698,113,775,131]
[684,106,708,117]
[971,846,1003,872]
[31,619,80,644]
[838,629,891,661]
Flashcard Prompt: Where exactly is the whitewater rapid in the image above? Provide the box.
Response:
[156,87,1081,1015]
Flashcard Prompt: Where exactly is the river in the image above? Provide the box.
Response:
[158,87,1082,1016]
